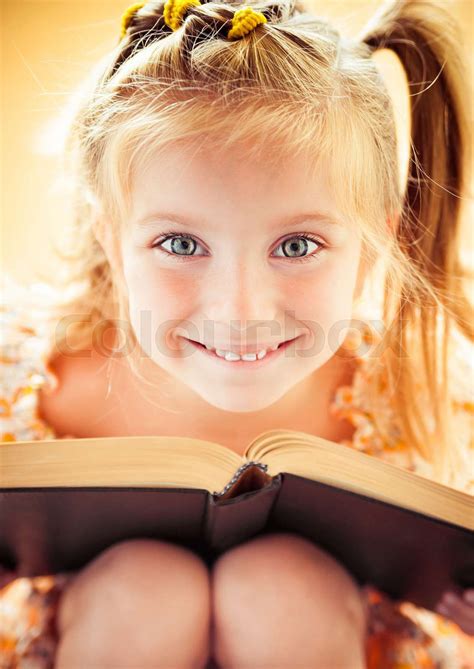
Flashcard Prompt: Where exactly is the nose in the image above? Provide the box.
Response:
[203,257,280,339]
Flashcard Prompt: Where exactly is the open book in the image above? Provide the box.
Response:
[1,428,472,610]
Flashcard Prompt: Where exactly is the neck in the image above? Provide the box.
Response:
[107,346,357,454]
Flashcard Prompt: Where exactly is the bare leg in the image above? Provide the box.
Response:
[55,538,211,668]
[211,532,367,669]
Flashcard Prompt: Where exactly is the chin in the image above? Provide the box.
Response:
[195,389,285,413]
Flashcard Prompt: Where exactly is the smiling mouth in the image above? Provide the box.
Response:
[185,336,301,367]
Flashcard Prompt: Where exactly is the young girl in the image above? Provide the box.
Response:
[1,0,473,666]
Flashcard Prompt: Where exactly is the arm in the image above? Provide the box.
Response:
[435,588,474,635]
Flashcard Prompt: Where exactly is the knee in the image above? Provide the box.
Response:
[212,532,367,665]
[214,532,366,626]
[57,538,211,636]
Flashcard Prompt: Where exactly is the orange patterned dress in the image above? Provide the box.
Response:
[1,274,473,669]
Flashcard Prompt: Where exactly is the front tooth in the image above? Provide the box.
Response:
[214,348,269,361]
[224,351,241,361]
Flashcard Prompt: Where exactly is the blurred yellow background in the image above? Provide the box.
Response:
[1,0,473,287]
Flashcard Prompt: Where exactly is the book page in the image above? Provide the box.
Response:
[246,429,473,530]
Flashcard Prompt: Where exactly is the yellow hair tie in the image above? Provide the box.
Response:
[227,6,267,40]
[120,2,146,39]
[163,0,202,31]
[120,0,266,41]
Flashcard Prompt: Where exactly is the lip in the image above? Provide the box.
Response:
[186,336,301,369]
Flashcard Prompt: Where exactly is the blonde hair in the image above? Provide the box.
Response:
[45,0,473,487]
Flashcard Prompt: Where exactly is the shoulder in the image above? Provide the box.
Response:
[330,321,406,458]
[0,273,59,441]
[330,320,474,494]
[0,273,111,441]
[443,326,474,493]
[37,345,113,439]
[447,326,474,411]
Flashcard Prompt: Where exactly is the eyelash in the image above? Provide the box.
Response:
[150,230,326,264]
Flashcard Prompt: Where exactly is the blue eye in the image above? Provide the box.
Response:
[151,231,326,263]
[150,233,203,263]
[273,234,325,263]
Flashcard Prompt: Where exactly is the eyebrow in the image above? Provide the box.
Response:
[134,211,345,229]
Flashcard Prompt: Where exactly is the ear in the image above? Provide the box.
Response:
[92,213,122,269]
[86,191,116,262]
[92,214,114,261]
[91,213,127,293]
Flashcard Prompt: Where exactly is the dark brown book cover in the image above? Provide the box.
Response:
[1,462,472,612]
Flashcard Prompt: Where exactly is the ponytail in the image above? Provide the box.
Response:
[359,0,473,484]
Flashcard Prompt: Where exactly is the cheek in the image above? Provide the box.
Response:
[285,259,359,327]
[144,275,196,313]
[122,254,201,348]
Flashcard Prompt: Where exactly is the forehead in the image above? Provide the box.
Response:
[129,137,339,219]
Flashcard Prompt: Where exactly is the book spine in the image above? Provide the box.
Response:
[212,461,270,498]
[204,467,282,554]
